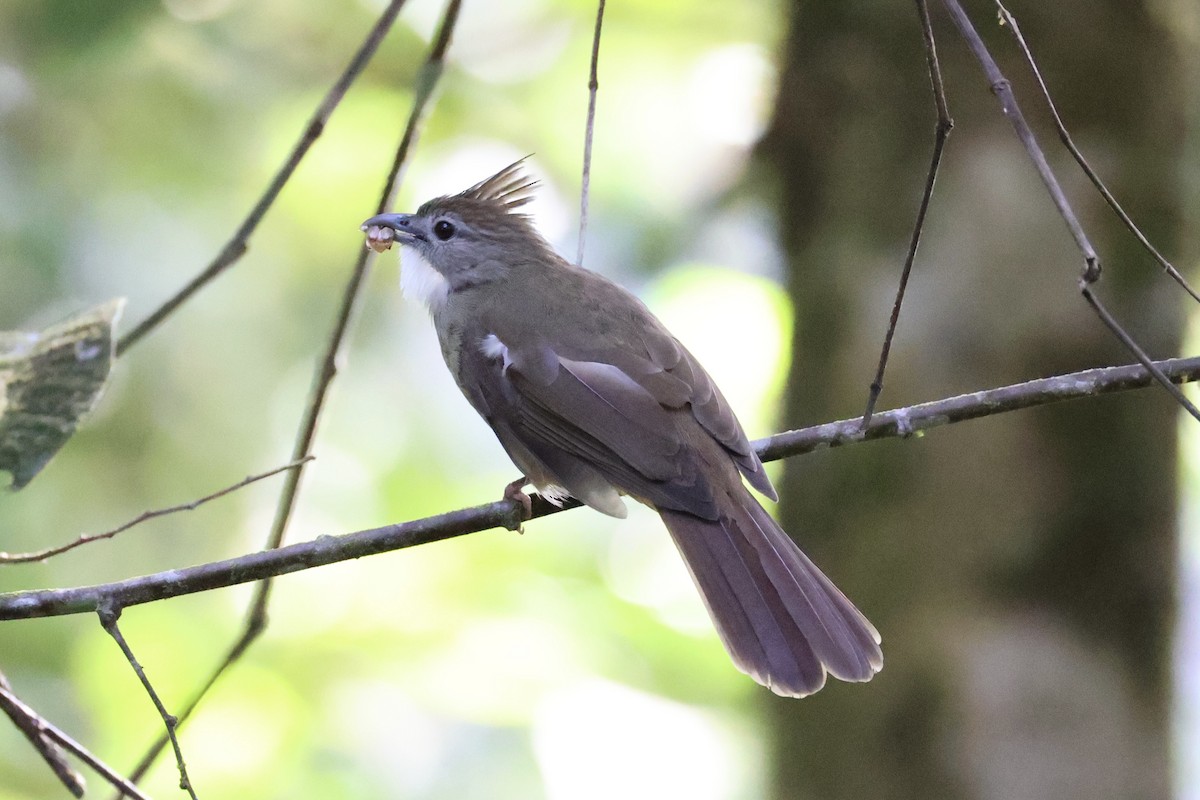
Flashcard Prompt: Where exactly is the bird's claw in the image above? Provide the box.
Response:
[503,477,532,533]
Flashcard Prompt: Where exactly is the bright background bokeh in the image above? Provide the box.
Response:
[4,1,1198,798]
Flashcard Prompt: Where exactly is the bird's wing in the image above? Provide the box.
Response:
[545,300,777,502]
[473,263,775,509]
[629,316,776,501]
[497,339,722,519]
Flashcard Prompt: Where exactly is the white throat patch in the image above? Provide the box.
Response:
[399,249,450,312]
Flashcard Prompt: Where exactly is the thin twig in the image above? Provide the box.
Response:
[0,673,151,800]
[115,0,411,357]
[6,354,1200,623]
[1078,286,1200,418]
[939,0,1200,423]
[994,1,1200,304]
[248,0,462,664]
[98,602,199,800]
[0,671,86,797]
[0,458,312,564]
[117,1,465,790]
[576,0,607,267]
[862,0,953,427]
[40,727,152,800]
[939,0,1098,275]
[117,629,258,798]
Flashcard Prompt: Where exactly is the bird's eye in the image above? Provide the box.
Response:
[433,220,456,241]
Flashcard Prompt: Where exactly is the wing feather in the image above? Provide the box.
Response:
[552,320,776,499]
[505,350,719,518]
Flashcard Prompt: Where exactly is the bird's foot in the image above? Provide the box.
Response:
[503,477,532,533]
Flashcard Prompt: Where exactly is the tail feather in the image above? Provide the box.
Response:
[660,494,882,698]
[744,499,882,680]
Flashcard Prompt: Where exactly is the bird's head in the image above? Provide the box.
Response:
[361,159,554,294]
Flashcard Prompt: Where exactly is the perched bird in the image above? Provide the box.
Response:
[361,160,882,697]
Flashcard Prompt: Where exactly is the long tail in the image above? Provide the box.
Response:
[660,493,882,697]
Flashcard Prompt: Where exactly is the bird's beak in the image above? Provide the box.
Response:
[360,212,424,253]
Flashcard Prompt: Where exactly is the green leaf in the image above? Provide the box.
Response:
[0,299,125,490]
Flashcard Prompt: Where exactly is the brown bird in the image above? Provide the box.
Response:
[361,160,882,697]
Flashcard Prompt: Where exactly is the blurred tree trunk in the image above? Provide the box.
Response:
[758,2,1191,798]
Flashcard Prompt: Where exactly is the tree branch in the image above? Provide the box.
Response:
[0,671,150,799]
[4,355,1198,622]
[98,603,198,800]
[0,458,311,564]
[115,0,411,356]
[940,0,1200,423]
[993,1,1200,304]
[0,671,86,798]
[113,1,466,791]
[861,0,953,425]
[575,0,606,267]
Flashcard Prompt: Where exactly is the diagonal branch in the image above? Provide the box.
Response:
[993,1,1200,304]
[98,603,198,800]
[0,671,86,798]
[0,458,311,564]
[115,0,411,356]
[862,0,953,426]
[115,1,465,792]
[5,355,1199,623]
[246,0,463,673]
[939,0,1200,423]
[0,671,151,800]
[938,0,1098,274]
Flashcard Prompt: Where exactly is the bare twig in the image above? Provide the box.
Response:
[1077,284,1199,416]
[115,0,411,356]
[5,355,1199,623]
[0,672,151,800]
[98,602,198,799]
[0,671,86,797]
[0,458,312,564]
[939,0,1200,423]
[247,0,461,671]
[117,629,257,798]
[117,1,465,790]
[862,0,953,427]
[994,1,1200,304]
[939,0,1097,273]
[576,0,607,267]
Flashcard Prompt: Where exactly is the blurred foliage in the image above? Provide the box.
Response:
[0,299,122,489]
[0,0,791,797]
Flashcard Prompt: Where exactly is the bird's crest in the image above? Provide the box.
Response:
[458,157,539,212]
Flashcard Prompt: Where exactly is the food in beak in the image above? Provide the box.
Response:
[362,224,395,253]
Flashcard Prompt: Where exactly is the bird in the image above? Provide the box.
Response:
[360,159,882,697]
